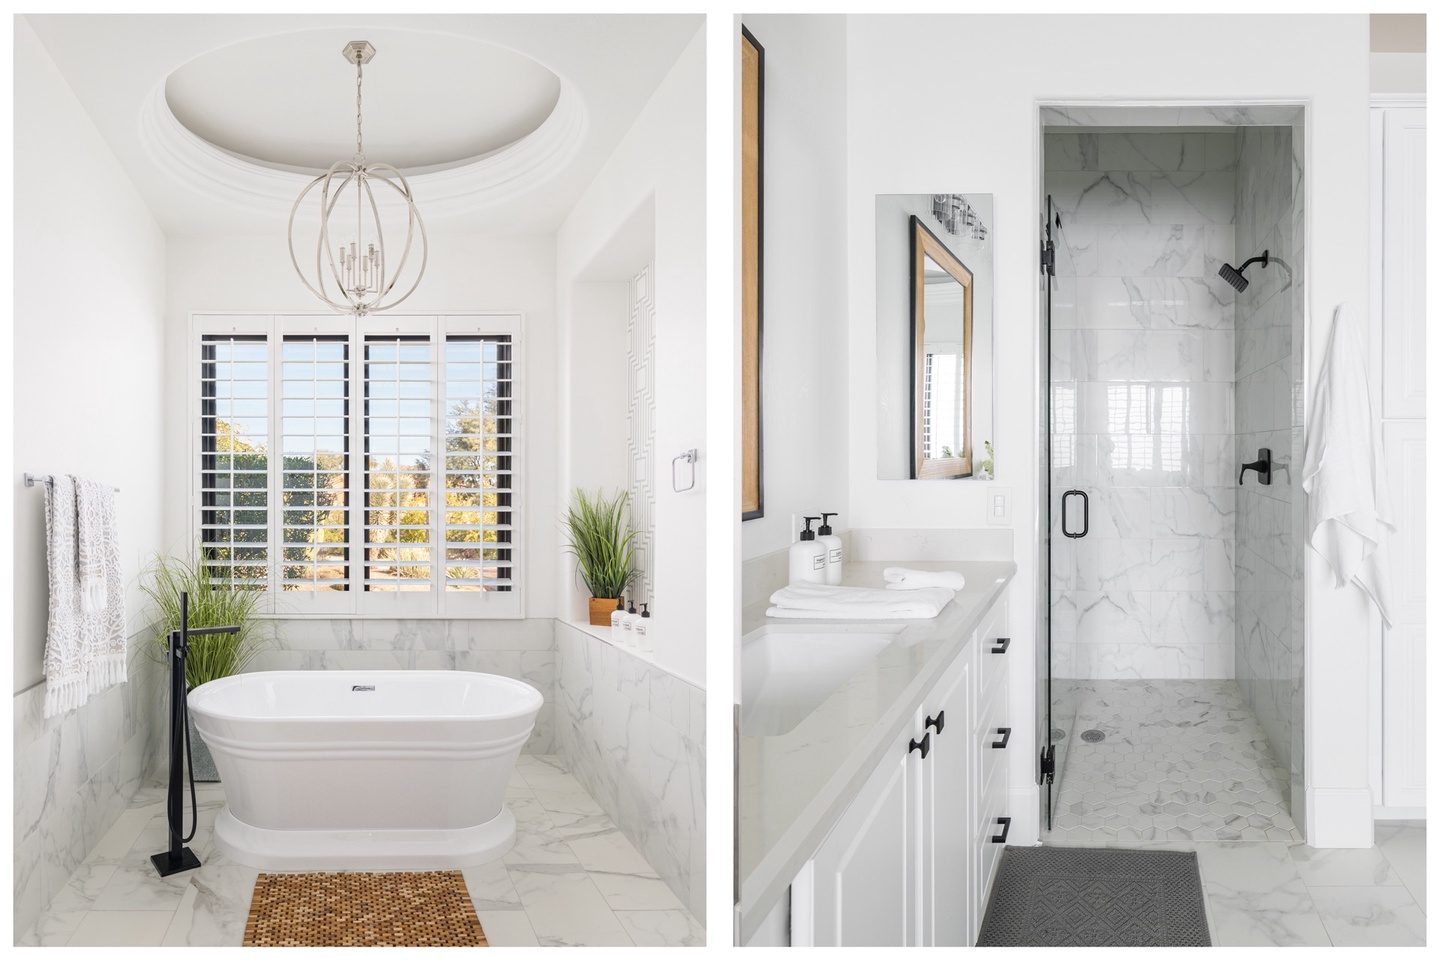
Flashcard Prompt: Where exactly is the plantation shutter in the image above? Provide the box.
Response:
[442,335,515,592]
[280,335,350,592]
[199,334,270,587]
[363,334,435,594]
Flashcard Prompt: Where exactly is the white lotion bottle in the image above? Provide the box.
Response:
[817,512,843,585]
[609,597,627,643]
[621,599,640,646]
[635,603,653,652]
[788,516,828,585]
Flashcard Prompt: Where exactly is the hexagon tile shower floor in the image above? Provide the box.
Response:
[1047,680,1301,843]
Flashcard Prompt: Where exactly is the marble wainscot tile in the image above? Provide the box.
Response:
[1095,132,1206,172]
[1152,592,1236,648]
[1051,171,1237,226]
[1096,224,1208,277]
[1154,487,1236,539]
[1085,488,1151,540]
[1077,276,1232,331]
[1044,133,1099,171]
[1074,591,1151,646]
[1054,222,1098,277]
[1077,329,1202,382]
[1075,539,1151,592]
[1150,539,1206,591]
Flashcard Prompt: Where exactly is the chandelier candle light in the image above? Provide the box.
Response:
[288,41,427,316]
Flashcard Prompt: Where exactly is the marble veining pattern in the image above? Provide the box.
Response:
[1047,679,1299,843]
[554,621,705,924]
[1049,131,1238,683]
[18,757,703,947]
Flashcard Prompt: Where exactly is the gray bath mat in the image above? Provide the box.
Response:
[977,847,1211,947]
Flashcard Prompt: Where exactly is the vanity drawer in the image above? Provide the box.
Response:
[975,606,1010,702]
[977,715,1010,804]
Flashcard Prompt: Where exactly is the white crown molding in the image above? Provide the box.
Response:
[1370,93,1426,108]
[138,80,586,221]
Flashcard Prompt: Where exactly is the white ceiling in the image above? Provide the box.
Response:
[24,14,704,236]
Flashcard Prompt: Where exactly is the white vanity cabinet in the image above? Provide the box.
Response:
[791,594,1011,947]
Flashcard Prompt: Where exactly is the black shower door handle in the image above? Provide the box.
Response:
[1061,489,1089,539]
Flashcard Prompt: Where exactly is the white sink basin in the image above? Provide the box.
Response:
[740,623,905,737]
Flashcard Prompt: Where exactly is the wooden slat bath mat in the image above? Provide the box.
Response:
[243,870,486,947]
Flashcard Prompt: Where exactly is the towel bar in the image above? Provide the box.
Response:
[24,473,120,492]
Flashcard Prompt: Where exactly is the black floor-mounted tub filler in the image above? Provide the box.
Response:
[151,592,239,878]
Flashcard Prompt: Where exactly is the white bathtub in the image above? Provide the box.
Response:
[188,670,542,871]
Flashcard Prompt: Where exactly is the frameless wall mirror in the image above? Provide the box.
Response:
[876,194,994,480]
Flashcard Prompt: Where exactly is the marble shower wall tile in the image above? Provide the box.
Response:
[554,622,705,926]
[13,628,161,942]
[1048,132,1238,682]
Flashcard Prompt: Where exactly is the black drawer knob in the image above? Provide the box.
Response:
[991,637,1011,654]
[991,816,1011,843]
[991,727,1011,749]
[908,732,931,759]
[926,711,945,736]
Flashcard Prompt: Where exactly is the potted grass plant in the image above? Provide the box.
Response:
[142,552,268,780]
[562,488,638,626]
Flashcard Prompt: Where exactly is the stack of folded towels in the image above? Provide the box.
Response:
[766,567,966,620]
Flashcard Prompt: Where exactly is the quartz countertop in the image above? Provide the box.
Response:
[735,559,1016,943]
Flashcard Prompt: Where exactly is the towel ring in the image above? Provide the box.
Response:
[672,449,697,493]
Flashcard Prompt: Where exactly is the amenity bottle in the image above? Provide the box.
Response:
[610,597,626,643]
[789,516,828,585]
[621,600,640,646]
[635,603,653,652]
[817,512,843,585]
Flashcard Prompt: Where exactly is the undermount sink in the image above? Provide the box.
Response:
[740,623,905,737]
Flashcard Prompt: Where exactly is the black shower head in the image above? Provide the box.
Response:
[1218,250,1270,292]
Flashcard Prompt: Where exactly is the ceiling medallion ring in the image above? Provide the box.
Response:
[288,41,427,317]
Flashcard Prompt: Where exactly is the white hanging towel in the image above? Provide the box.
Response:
[1300,303,1395,627]
[767,582,954,620]
[42,475,126,718]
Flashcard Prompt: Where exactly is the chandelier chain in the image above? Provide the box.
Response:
[354,54,364,161]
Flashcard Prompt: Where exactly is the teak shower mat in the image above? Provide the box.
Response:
[977,847,1211,947]
[243,870,486,947]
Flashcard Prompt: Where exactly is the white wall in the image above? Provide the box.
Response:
[12,17,169,937]
[557,27,707,685]
[13,17,167,689]
[161,233,559,618]
[840,14,1373,845]
[737,15,850,561]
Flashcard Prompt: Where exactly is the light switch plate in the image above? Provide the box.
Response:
[986,486,1013,525]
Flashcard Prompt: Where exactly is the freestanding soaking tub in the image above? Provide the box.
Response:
[188,670,542,871]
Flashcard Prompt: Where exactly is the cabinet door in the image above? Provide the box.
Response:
[801,726,918,946]
[1382,420,1425,809]
[920,648,974,946]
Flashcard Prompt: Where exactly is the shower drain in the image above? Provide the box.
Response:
[1080,729,1106,743]
[1049,729,1067,741]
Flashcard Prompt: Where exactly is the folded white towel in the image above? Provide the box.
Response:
[768,582,954,620]
[1301,304,1395,626]
[883,567,966,591]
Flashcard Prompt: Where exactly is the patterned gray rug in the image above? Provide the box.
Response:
[977,847,1211,947]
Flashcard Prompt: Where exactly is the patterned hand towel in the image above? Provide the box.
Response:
[75,477,127,694]
[43,475,126,717]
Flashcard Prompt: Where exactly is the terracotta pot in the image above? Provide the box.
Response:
[588,596,621,627]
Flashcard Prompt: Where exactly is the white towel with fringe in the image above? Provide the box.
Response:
[43,475,126,717]
[1301,303,1395,627]
[767,581,954,620]
[883,567,967,591]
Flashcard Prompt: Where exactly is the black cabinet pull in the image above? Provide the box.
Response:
[991,817,1011,844]
[991,637,1010,654]
[926,711,945,736]
[908,733,931,759]
[992,727,1011,749]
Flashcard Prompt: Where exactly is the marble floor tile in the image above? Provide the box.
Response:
[21,755,703,948]
[509,865,636,946]
[616,908,708,946]
[1375,820,1427,909]
[1289,844,1406,888]
[478,909,541,946]
[1308,886,1426,946]
[66,910,175,946]
[1196,841,1330,946]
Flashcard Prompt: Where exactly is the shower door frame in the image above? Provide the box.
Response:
[1031,98,1314,838]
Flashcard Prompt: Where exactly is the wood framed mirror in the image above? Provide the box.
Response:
[910,215,973,479]
[740,25,764,519]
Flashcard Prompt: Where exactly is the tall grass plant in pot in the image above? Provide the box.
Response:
[142,553,269,780]
[562,489,638,626]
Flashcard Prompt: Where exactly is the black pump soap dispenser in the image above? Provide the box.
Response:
[788,516,828,585]
[816,512,843,585]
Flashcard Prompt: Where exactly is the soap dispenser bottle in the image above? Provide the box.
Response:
[635,603,653,652]
[817,512,843,585]
[621,599,640,646]
[610,597,626,643]
[789,517,828,585]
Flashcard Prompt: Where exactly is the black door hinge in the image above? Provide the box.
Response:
[1040,239,1055,277]
[1039,745,1056,784]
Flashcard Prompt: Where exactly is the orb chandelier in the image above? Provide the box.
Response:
[288,41,427,317]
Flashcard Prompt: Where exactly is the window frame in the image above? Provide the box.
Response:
[190,313,523,619]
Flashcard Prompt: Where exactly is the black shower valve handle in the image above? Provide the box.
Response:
[1239,448,1272,486]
